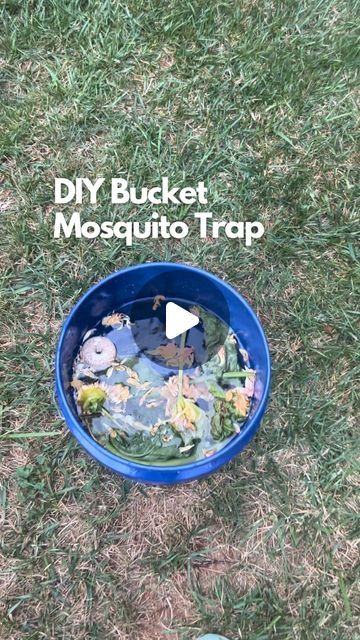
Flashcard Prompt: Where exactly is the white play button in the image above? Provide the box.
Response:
[165,302,200,340]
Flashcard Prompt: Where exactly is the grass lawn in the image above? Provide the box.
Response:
[0,0,359,638]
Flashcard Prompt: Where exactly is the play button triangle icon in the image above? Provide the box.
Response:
[165,302,200,340]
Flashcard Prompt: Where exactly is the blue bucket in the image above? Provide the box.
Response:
[55,263,271,484]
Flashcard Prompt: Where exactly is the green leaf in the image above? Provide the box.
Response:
[0,431,62,440]
[210,398,244,441]
[105,424,198,465]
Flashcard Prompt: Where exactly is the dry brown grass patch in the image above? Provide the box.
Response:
[101,481,214,556]
[0,444,29,485]
[91,569,198,640]
[0,187,17,212]
[55,501,94,553]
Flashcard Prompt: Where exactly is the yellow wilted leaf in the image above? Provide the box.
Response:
[232,389,249,416]
[102,313,132,327]
[148,343,194,367]
[173,397,201,431]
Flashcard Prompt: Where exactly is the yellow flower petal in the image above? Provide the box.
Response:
[77,383,107,413]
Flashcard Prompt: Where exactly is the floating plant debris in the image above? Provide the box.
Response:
[102,313,133,328]
[148,343,194,368]
[152,294,166,311]
[71,303,256,465]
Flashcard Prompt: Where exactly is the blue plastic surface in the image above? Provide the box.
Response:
[55,262,271,484]
[197,635,230,640]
